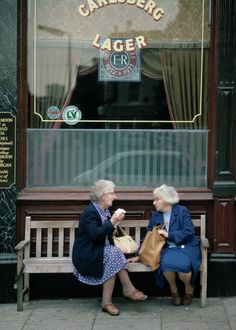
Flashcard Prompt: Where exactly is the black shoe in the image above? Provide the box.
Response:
[171,292,181,306]
[183,293,193,305]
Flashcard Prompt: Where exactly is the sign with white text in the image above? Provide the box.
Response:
[0,112,16,189]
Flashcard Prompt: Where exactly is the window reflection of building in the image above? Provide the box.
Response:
[26,0,210,187]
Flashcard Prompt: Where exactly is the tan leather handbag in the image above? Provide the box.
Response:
[139,225,166,270]
[113,225,139,255]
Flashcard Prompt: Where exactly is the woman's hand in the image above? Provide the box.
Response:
[110,210,125,226]
[158,229,169,238]
[127,256,139,263]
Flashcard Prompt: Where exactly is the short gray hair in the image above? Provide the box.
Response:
[153,184,179,205]
[90,179,115,202]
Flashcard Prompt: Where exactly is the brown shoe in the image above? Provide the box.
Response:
[171,292,181,306]
[102,304,120,316]
[123,289,148,301]
[183,293,193,305]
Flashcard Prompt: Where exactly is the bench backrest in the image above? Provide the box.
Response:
[25,216,79,258]
[121,213,206,246]
[25,213,206,258]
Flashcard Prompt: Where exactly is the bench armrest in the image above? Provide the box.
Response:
[200,237,210,249]
[15,239,30,251]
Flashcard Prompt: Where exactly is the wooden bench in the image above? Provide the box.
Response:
[15,213,209,311]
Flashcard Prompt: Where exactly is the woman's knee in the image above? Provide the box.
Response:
[163,271,176,281]
[178,271,192,281]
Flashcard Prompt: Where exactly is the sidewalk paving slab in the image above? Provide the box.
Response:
[0,296,235,330]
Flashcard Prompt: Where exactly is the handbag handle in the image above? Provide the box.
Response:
[153,224,165,230]
[113,225,126,237]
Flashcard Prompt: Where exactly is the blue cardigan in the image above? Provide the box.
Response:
[72,203,114,278]
[147,204,202,287]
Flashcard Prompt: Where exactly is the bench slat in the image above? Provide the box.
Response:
[58,228,64,257]
[47,228,53,257]
[31,220,79,229]
[24,258,73,273]
[121,220,149,228]
[127,262,152,272]
[69,228,75,257]
[135,227,141,246]
[36,228,42,258]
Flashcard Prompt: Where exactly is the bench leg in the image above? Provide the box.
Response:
[200,249,208,307]
[24,273,29,302]
[16,250,24,311]
[17,274,24,312]
[200,270,207,307]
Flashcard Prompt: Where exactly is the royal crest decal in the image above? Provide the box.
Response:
[99,39,141,82]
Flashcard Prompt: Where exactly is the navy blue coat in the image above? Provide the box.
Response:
[72,203,114,278]
[147,204,201,287]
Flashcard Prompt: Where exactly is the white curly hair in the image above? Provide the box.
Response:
[90,179,115,202]
[153,184,179,205]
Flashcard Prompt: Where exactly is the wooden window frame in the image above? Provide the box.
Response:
[17,0,217,194]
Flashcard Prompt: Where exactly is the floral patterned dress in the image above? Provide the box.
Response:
[74,202,128,285]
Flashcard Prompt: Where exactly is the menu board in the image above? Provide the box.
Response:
[0,112,16,189]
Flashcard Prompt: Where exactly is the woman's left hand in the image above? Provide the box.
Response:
[158,229,168,238]
[127,256,139,263]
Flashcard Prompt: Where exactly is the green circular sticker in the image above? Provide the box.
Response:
[62,106,82,125]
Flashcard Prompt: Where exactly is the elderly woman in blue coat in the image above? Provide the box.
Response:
[72,179,147,316]
[129,184,201,306]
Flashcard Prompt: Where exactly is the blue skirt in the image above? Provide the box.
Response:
[155,246,201,288]
[162,248,191,273]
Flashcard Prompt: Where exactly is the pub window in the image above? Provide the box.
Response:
[26,0,210,188]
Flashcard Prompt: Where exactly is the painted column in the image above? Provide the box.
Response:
[213,0,236,197]
[0,0,17,302]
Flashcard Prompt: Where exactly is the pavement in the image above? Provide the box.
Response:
[0,296,235,330]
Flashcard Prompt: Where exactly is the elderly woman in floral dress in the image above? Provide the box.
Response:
[72,179,147,316]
